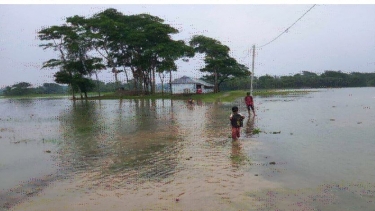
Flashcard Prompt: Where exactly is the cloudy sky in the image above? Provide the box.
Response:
[1,3,375,87]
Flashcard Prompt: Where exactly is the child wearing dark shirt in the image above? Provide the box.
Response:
[230,106,245,140]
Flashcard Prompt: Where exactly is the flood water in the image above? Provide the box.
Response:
[1,87,374,210]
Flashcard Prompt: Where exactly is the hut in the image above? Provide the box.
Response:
[170,76,214,94]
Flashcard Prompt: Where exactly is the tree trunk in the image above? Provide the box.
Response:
[131,67,137,91]
[152,67,156,94]
[159,72,165,96]
[123,67,129,89]
[95,72,101,97]
[161,81,164,95]
[71,84,76,100]
[138,68,144,94]
[169,70,173,95]
[112,67,120,90]
[214,70,219,93]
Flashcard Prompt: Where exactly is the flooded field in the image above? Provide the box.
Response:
[1,87,375,210]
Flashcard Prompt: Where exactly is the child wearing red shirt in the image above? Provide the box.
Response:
[244,92,255,116]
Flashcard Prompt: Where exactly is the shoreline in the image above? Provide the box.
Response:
[0,89,314,102]
[0,173,65,210]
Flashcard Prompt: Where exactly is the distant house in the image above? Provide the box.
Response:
[170,76,214,94]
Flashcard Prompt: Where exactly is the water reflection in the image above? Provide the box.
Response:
[7,99,35,107]
[59,100,104,172]
[245,115,255,137]
[58,99,182,182]
[230,140,247,169]
[113,99,183,180]
[1,97,255,206]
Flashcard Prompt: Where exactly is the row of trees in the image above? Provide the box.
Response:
[3,70,374,96]
[39,8,249,99]
[2,82,68,96]
[221,70,375,91]
[1,81,133,96]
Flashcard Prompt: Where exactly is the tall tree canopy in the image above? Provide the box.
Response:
[39,8,194,98]
[189,35,249,92]
[38,17,105,99]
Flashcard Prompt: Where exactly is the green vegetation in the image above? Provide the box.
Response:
[39,9,195,99]
[0,80,134,97]
[252,128,262,135]
[37,8,248,99]
[220,70,375,91]
[88,89,311,103]
[2,82,68,97]
[189,35,249,92]
[230,153,251,165]
[1,87,311,101]
[6,70,373,100]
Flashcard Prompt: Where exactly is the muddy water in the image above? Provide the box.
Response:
[246,87,375,210]
[2,88,375,210]
[1,98,261,210]
[0,99,68,190]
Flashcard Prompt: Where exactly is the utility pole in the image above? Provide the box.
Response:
[250,45,255,96]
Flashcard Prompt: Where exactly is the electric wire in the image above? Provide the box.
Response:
[257,4,317,49]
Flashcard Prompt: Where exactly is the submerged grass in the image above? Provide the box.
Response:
[89,89,313,103]
[1,93,70,99]
[252,128,262,135]
[230,153,251,165]
[1,89,312,102]
[1,92,113,99]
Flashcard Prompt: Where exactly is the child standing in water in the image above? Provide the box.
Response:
[244,92,256,116]
[230,106,245,141]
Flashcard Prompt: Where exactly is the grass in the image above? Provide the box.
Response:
[1,93,71,99]
[252,128,262,135]
[92,89,313,103]
[230,153,251,165]
[1,89,313,102]
[0,92,115,99]
[86,91,243,103]
[253,89,313,97]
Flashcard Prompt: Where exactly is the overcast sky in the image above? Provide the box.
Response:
[1,3,375,87]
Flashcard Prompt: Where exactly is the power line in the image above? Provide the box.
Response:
[248,5,317,94]
[258,4,317,49]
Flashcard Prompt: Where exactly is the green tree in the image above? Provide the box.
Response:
[189,35,248,92]
[201,59,250,91]
[39,16,105,99]
[42,83,66,94]
[117,13,193,94]
[87,9,194,94]
[280,76,295,88]
[3,82,32,96]
[258,75,276,89]
[88,8,126,89]
[320,70,348,87]
[367,79,375,86]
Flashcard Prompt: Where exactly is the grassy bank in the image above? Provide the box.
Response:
[0,89,313,102]
[0,92,112,100]
[0,93,71,99]
[89,89,313,103]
